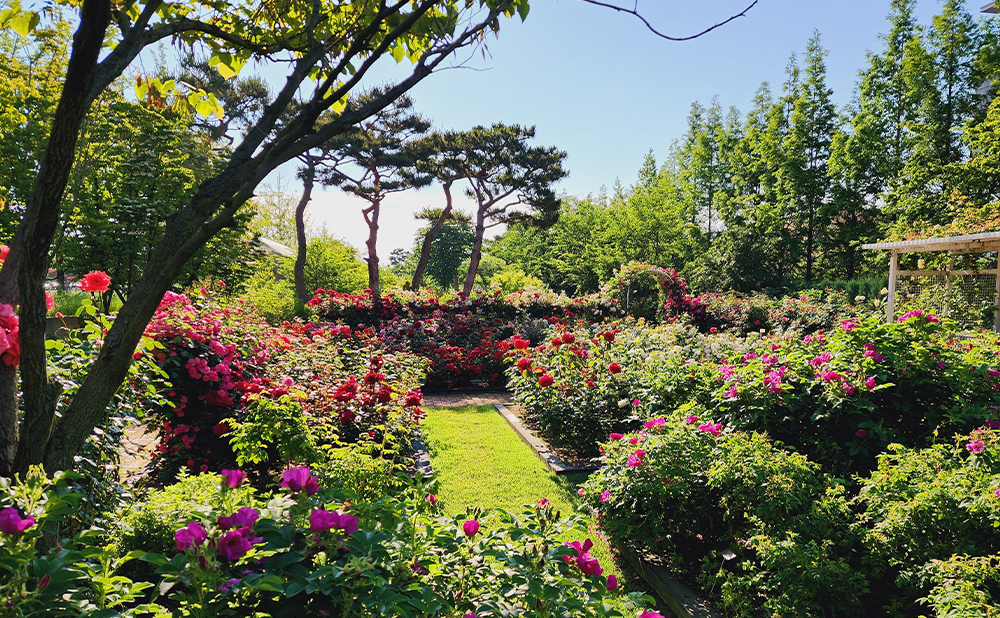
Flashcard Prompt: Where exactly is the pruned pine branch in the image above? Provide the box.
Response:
[578,0,758,41]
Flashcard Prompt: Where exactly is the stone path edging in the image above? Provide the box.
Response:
[619,545,719,618]
[493,404,600,475]
[411,428,433,478]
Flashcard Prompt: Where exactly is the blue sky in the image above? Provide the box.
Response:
[270,0,994,255]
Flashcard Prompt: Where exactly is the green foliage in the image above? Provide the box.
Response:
[858,433,1000,599]
[227,396,320,469]
[244,270,298,324]
[116,470,257,556]
[315,443,407,503]
[277,236,367,295]
[583,424,864,618]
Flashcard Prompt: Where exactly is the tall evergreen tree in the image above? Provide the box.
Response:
[782,33,838,282]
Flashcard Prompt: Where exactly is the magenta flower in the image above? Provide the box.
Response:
[606,574,619,591]
[0,507,34,535]
[280,467,319,495]
[820,370,842,383]
[926,314,939,323]
[464,613,478,618]
[844,383,856,396]
[855,429,868,439]
[697,423,722,437]
[463,519,480,537]
[839,320,857,332]
[608,433,624,440]
[865,376,876,390]
[967,439,986,454]
[600,490,610,503]
[564,539,603,576]
[174,521,208,551]
[220,469,246,488]
[985,419,1000,429]
[810,352,832,367]
[218,507,259,531]
[538,498,549,508]
[425,493,438,505]
[578,488,585,496]
[627,453,642,468]
[218,529,253,561]
[937,361,946,369]
[640,612,666,618]
[724,384,738,398]
[995,489,1000,498]
[309,509,338,532]
[684,414,699,425]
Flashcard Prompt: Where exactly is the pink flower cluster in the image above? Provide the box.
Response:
[563,538,603,576]
[309,509,359,535]
[280,466,319,495]
[0,507,34,534]
[0,304,19,367]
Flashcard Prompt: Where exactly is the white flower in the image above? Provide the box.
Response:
[617,399,630,408]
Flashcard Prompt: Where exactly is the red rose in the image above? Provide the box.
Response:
[0,245,8,263]
[538,374,554,387]
[516,358,532,372]
[562,333,576,344]
[608,362,622,375]
[79,270,112,293]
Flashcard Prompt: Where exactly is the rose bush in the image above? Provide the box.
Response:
[509,313,1000,472]
[582,416,1000,618]
[1,467,652,618]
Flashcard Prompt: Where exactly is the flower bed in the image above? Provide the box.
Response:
[580,415,1000,617]
[306,287,623,388]
[508,312,1000,473]
[0,466,653,617]
[140,291,429,484]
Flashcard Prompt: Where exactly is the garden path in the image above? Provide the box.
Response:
[421,391,510,407]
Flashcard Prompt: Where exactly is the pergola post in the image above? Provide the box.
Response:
[887,251,898,323]
[995,251,1000,332]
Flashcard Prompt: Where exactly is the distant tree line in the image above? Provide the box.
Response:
[490,0,1000,294]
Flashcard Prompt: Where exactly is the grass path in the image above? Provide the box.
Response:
[420,405,632,595]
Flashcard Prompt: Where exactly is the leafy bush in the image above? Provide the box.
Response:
[1,468,650,617]
[698,288,867,335]
[858,430,1000,609]
[116,470,258,556]
[510,312,1000,473]
[582,420,864,617]
[244,271,298,324]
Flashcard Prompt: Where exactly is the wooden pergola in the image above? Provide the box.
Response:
[862,231,1000,330]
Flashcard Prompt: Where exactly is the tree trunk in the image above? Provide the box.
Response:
[0,0,112,475]
[294,162,315,303]
[462,205,487,296]
[364,200,381,296]
[410,181,453,291]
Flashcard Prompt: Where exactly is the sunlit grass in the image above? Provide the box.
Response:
[421,405,645,608]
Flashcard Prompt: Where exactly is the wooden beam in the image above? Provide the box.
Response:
[887,251,898,323]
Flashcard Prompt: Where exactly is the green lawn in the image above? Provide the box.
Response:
[420,405,641,602]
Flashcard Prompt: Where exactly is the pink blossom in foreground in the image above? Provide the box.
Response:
[643,417,665,429]
[609,433,624,440]
[463,520,480,537]
[606,574,618,590]
[218,529,253,561]
[627,453,642,468]
[684,414,699,425]
[697,423,722,437]
[865,376,877,390]
[218,507,259,531]
[174,522,208,551]
[967,439,986,454]
[0,507,34,535]
[564,539,603,576]
[600,490,610,503]
[220,469,246,488]
[280,467,319,495]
